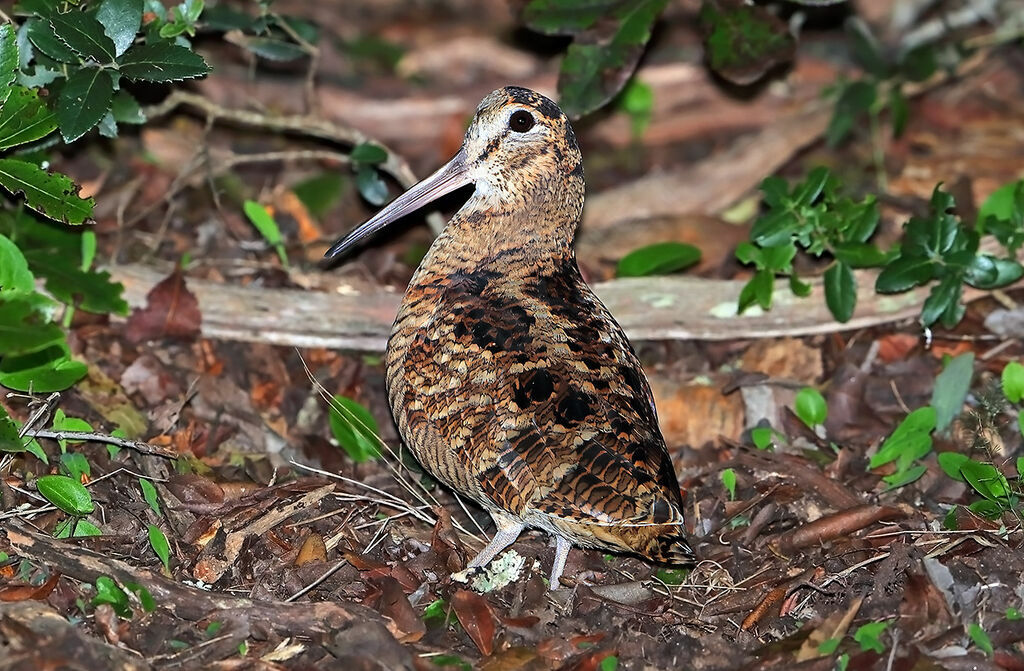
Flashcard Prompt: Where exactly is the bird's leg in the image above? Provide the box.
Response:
[467,512,524,569]
[549,535,572,590]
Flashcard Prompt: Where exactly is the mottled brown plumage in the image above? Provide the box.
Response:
[325,87,693,588]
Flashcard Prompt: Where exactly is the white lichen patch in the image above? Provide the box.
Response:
[450,550,526,593]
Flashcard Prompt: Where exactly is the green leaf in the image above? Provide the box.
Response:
[889,86,909,138]
[960,460,1010,501]
[817,637,841,656]
[554,0,668,119]
[329,394,381,463]
[846,19,888,78]
[968,498,1004,519]
[523,0,607,33]
[0,346,88,392]
[824,261,856,323]
[0,159,95,224]
[229,33,306,61]
[148,524,170,570]
[875,256,934,293]
[93,576,131,618]
[750,426,775,450]
[937,451,969,481]
[1002,361,1024,404]
[789,274,811,297]
[870,406,935,470]
[51,408,93,451]
[598,655,618,671]
[882,464,927,489]
[124,581,155,612]
[57,68,115,142]
[350,142,388,165]
[0,234,34,294]
[919,273,962,328]
[720,467,736,500]
[1,404,44,459]
[0,295,66,355]
[699,0,795,86]
[977,179,1024,229]
[118,42,211,82]
[0,86,58,150]
[37,474,94,515]
[139,478,161,515]
[60,452,91,480]
[853,620,889,654]
[617,78,653,137]
[49,12,116,63]
[23,250,128,314]
[968,623,993,656]
[73,519,102,536]
[356,165,388,206]
[97,0,142,57]
[737,269,773,313]
[242,200,288,267]
[0,24,17,92]
[26,18,79,62]
[616,242,701,277]
[793,166,831,207]
[827,80,876,146]
[900,45,937,82]
[931,352,973,432]
[793,387,827,428]
[965,255,1023,289]
[759,243,796,272]
[293,172,343,218]
[832,242,887,268]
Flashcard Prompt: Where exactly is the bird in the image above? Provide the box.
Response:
[324,86,693,589]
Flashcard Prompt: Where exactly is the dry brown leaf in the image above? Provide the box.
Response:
[795,596,863,661]
[452,588,496,657]
[295,533,328,566]
[125,268,201,344]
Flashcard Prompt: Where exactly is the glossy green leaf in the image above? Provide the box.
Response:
[26,18,79,62]
[789,274,811,297]
[965,255,1023,289]
[118,42,211,82]
[870,406,935,470]
[1002,361,1024,404]
[97,0,142,56]
[523,0,608,34]
[759,243,796,272]
[737,269,773,313]
[57,68,115,142]
[919,273,962,328]
[832,242,887,268]
[0,295,66,355]
[37,473,94,515]
[93,576,132,618]
[0,158,95,224]
[794,387,827,428]
[49,12,116,63]
[931,352,973,432]
[329,394,381,463]
[823,260,856,323]
[875,256,934,293]
[616,242,700,277]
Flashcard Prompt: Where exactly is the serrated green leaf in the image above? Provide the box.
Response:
[139,478,161,515]
[57,68,115,142]
[49,12,116,63]
[97,0,142,56]
[148,524,170,570]
[617,242,700,277]
[0,295,66,355]
[0,345,87,392]
[1003,361,1024,404]
[0,86,58,150]
[0,159,94,225]
[0,234,34,294]
[931,352,973,432]
[824,261,856,323]
[24,250,128,314]
[118,42,211,81]
[0,24,17,92]
[875,256,934,293]
[329,394,381,463]
[794,387,827,428]
[26,18,79,62]
[37,473,94,515]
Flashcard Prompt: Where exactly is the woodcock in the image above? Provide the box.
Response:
[325,86,693,589]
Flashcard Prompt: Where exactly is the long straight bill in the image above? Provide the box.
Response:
[323,148,471,261]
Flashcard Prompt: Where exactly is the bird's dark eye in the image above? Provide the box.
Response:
[509,110,535,133]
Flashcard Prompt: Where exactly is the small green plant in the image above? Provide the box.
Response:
[737,172,1024,328]
[968,623,994,656]
[939,452,1019,521]
[793,387,828,430]
[720,467,737,500]
[869,406,935,489]
[243,201,289,268]
[328,394,381,462]
[148,524,171,572]
[350,142,390,207]
[853,619,890,654]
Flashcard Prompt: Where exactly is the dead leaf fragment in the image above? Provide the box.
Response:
[125,268,201,343]
[452,588,496,657]
[295,533,328,566]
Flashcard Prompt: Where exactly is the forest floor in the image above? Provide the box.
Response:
[2,1,1024,670]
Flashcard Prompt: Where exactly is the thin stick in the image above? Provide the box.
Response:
[21,430,178,458]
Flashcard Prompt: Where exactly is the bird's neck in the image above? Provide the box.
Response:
[417,173,584,281]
